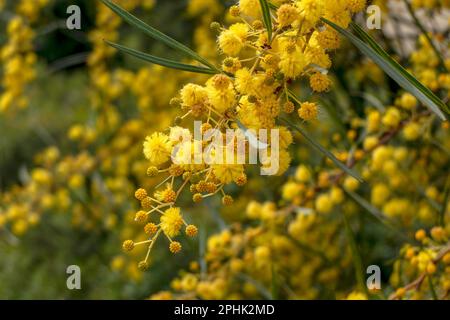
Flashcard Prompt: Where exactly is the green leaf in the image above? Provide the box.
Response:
[342,212,369,297]
[401,0,448,73]
[280,117,363,182]
[106,41,219,75]
[270,264,279,300]
[268,2,279,10]
[439,177,450,227]
[344,188,412,243]
[428,276,439,300]
[322,18,450,121]
[100,0,218,72]
[286,234,333,265]
[259,0,273,41]
[344,188,385,221]
[317,97,347,136]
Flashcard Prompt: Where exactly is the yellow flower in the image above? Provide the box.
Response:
[282,181,301,200]
[279,46,308,79]
[295,165,311,182]
[277,4,299,28]
[403,122,421,141]
[346,291,368,300]
[180,83,207,107]
[169,241,182,253]
[212,163,244,184]
[371,183,390,206]
[239,0,262,18]
[206,75,236,113]
[160,207,184,238]
[185,224,198,237]
[298,102,318,121]
[154,184,176,203]
[310,72,331,92]
[399,93,417,110]
[315,193,333,213]
[143,132,172,166]
[316,28,341,50]
[347,0,367,13]
[382,107,401,128]
[344,176,359,191]
[218,30,244,56]
[296,0,324,27]
[235,68,254,95]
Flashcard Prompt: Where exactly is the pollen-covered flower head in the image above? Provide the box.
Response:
[218,30,244,57]
[235,68,255,95]
[346,0,367,13]
[154,184,176,203]
[180,83,208,108]
[228,23,249,41]
[212,162,245,184]
[169,126,192,143]
[310,72,331,92]
[143,132,172,166]
[260,148,291,176]
[277,4,299,28]
[324,0,352,28]
[295,0,325,27]
[160,207,184,238]
[279,42,308,79]
[206,75,236,113]
[298,102,318,121]
[239,0,262,18]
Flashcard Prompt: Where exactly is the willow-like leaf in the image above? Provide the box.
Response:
[322,18,449,121]
[106,41,218,75]
[100,0,218,72]
[268,2,279,10]
[342,212,370,297]
[439,178,450,227]
[280,117,363,182]
[344,188,412,243]
[351,22,450,117]
[317,97,347,136]
[259,0,273,41]
[271,264,279,300]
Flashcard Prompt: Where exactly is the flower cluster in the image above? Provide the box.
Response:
[125,0,368,266]
[145,0,449,299]
[0,0,49,113]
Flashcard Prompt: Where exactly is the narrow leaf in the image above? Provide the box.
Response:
[100,0,218,71]
[344,188,412,243]
[259,0,273,41]
[322,18,449,121]
[428,276,439,300]
[106,41,218,75]
[317,97,347,136]
[342,212,369,297]
[271,264,279,300]
[439,177,450,227]
[280,117,363,182]
[351,22,450,117]
[268,2,279,10]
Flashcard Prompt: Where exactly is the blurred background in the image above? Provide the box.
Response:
[0,0,215,299]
